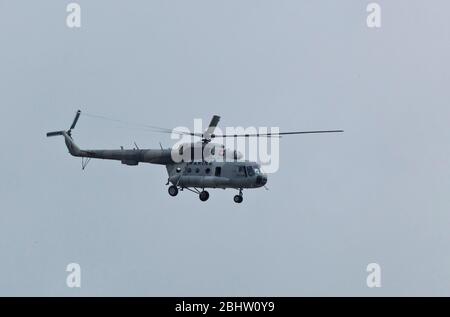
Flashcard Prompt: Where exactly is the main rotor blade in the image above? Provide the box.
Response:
[155,130,203,138]
[203,115,221,141]
[70,110,81,130]
[211,130,344,138]
[82,112,180,133]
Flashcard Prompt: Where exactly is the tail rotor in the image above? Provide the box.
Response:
[47,110,81,138]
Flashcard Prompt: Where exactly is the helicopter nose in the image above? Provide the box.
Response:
[256,174,268,186]
[262,175,267,185]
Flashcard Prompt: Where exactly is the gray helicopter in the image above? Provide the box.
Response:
[47,110,343,203]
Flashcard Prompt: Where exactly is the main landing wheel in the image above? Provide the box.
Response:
[199,191,209,202]
[233,195,243,203]
[168,185,178,197]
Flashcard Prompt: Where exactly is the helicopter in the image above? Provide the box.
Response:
[47,110,343,203]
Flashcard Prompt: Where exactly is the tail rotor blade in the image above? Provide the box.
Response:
[69,110,81,130]
[46,131,64,137]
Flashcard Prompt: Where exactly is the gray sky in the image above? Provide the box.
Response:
[1,0,450,296]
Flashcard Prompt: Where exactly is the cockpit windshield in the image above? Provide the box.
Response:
[246,166,262,176]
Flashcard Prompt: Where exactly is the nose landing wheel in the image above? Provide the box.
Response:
[199,190,209,202]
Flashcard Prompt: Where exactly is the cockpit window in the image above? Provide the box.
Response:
[254,167,261,175]
[246,166,255,176]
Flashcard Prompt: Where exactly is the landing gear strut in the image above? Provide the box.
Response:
[233,189,243,203]
[199,190,209,202]
[168,185,178,197]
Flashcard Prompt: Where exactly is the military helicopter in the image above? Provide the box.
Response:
[47,110,343,203]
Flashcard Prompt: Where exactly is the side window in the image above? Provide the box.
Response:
[215,167,221,177]
[237,166,246,177]
[246,166,255,176]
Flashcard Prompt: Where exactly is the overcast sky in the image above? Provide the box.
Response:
[1,0,450,296]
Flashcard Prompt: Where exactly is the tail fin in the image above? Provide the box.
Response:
[47,130,82,156]
[61,131,82,156]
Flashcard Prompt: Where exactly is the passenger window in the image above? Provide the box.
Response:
[237,166,246,177]
[215,167,221,176]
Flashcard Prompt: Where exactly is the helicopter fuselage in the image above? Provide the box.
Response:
[167,161,268,190]
[61,131,267,190]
